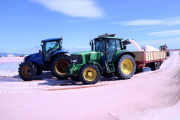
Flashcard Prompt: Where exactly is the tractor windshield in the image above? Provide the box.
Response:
[43,40,62,61]
[95,40,105,51]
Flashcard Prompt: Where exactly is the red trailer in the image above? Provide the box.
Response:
[132,51,166,70]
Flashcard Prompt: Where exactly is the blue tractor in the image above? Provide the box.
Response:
[18,37,71,81]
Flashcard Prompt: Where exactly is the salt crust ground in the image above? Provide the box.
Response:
[0,52,180,120]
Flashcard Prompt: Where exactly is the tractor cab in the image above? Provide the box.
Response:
[159,44,170,56]
[159,45,167,51]
[91,33,123,62]
[41,37,63,61]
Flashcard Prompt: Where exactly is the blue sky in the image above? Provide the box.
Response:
[0,0,180,54]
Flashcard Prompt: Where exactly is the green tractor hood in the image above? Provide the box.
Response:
[71,50,102,64]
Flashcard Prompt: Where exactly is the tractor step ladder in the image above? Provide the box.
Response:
[108,63,115,72]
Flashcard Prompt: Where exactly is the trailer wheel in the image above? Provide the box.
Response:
[51,54,71,79]
[69,75,80,81]
[157,62,160,69]
[115,54,136,79]
[150,62,158,71]
[18,62,37,81]
[78,64,100,85]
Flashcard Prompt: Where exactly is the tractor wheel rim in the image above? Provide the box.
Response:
[83,68,97,81]
[55,60,68,75]
[121,59,133,74]
[22,66,31,77]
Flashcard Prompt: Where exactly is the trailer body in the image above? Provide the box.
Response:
[132,51,166,69]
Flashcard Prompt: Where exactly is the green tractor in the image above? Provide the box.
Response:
[68,33,136,85]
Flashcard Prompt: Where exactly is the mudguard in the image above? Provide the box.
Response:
[89,60,103,74]
[52,49,69,56]
[113,51,135,63]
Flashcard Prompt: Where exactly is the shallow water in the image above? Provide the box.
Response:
[0,77,23,82]
[0,63,19,71]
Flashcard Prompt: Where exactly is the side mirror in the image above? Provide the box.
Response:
[39,50,42,55]
[89,41,92,46]
[123,46,126,50]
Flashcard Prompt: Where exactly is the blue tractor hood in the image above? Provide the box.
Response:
[25,52,44,65]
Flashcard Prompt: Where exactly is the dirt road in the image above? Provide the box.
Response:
[0,51,180,120]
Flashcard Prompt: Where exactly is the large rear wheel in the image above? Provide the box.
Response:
[79,64,100,85]
[18,62,37,81]
[50,54,71,79]
[115,54,136,79]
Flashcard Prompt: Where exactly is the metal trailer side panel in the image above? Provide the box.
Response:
[132,51,144,62]
[132,51,166,62]
[132,51,166,69]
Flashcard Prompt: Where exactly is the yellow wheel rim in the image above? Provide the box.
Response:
[121,59,133,74]
[22,66,31,77]
[55,60,68,75]
[83,68,97,81]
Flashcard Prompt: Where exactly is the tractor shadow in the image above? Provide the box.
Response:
[1,68,152,85]
[37,68,152,86]
[36,72,85,86]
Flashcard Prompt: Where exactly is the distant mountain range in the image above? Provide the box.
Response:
[0,53,27,57]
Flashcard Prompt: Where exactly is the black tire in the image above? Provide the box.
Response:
[50,54,71,79]
[167,52,170,56]
[150,62,158,71]
[78,64,100,85]
[115,54,136,79]
[69,75,80,81]
[157,62,160,69]
[102,72,113,78]
[18,62,37,81]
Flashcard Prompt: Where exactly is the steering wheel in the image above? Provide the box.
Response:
[47,47,53,53]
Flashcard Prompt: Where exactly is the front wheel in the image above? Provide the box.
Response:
[50,54,71,79]
[78,64,100,85]
[115,54,136,79]
[18,62,37,81]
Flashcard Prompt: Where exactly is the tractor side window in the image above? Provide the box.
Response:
[95,40,105,51]
[116,40,121,51]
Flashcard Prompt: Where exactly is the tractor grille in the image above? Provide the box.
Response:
[71,55,83,64]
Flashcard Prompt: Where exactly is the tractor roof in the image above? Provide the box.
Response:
[94,33,122,40]
[41,37,63,43]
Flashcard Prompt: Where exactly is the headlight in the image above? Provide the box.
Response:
[71,55,83,64]
[66,53,70,56]
[71,60,77,63]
